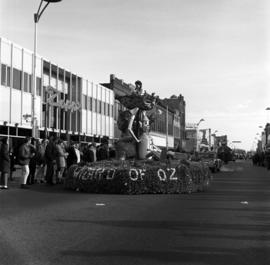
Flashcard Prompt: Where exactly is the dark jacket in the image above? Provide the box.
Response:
[18,143,32,165]
[66,146,77,168]
[84,148,95,163]
[45,142,56,163]
[0,143,10,173]
[36,144,46,165]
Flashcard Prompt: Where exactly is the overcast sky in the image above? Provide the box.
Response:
[1,0,270,150]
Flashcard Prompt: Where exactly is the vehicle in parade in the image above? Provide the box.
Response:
[217,144,233,164]
[198,151,222,173]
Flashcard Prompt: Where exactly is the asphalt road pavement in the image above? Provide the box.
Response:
[1,160,270,265]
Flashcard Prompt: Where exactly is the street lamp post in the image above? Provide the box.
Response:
[32,0,62,138]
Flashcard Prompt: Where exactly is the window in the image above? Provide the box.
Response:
[107,103,110,116]
[114,101,120,120]
[7,66,10,87]
[1,64,7,85]
[88,97,92,111]
[29,74,32,93]
[23,72,28,92]
[92,98,96,112]
[36,77,41,96]
[102,102,106,115]
[1,64,11,86]
[96,100,101,114]
[42,86,46,101]
[13,68,22,90]
[85,95,88,110]
[82,95,87,110]
[111,105,114,118]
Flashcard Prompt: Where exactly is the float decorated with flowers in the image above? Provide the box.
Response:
[64,81,212,194]
[64,159,212,194]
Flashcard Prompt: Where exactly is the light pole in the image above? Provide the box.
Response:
[32,0,62,138]
[196,118,204,151]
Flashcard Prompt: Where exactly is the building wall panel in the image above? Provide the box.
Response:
[101,115,106,136]
[96,113,101,135]
[109,91,114,105]
[1,39,11,65]
[102,86,106,102]
[13,45,22,70]
[87,111,92,134]
[92,83,97,98]
[110,118,114,138]
[82,109,87,133]
[97,85,101,101]
[92,112,96,135]
[22,93,32,126]
[82,79,87,95]
[36,96,41,127]
[0,86,10,122]
[105,116,109,136]
[88,82,93,97]
[23,50,32,74]
[11,89,21,124]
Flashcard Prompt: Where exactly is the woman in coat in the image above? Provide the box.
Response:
[55,139,67,183]
[0,137,10,189]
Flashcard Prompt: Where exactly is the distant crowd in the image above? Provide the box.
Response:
[252,146,270,170]
[0,136,116,190]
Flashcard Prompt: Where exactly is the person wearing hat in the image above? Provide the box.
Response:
[0,137,10,189]
[135,80,142,95]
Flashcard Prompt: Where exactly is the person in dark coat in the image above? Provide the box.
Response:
[98,143,109,161]
[66,141,78,168]
[35,139,47,183]
[83,144,95,163]
[45,136,56,185]
[9,146,16,181]
[18,137,33,189]
[27,138,37,185]
[0,137,10,189]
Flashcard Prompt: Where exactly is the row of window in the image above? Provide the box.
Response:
[1,63,41,95]
[82,95,113,117]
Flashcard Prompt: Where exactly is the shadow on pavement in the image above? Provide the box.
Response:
[60,247,270,265]
[56,219,270,233]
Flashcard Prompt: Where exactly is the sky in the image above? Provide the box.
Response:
[1,0,270,150]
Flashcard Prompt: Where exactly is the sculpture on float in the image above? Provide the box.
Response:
[64,80,213,195]
[115,80,157,160]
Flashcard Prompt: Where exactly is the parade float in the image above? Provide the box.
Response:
[64,81,212,194]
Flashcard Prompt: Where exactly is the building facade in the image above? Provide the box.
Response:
[163,95,186,149]
[0,37,114,144]
[184,123,198,152]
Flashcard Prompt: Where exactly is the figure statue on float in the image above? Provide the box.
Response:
[115,80,156,160]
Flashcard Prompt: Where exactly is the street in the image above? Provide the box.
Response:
[1,160,270,265]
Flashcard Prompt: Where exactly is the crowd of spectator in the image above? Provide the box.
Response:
[0,136,115,190]
[252,146,270,170]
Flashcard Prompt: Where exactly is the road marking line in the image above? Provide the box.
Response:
[240,201,248,205]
